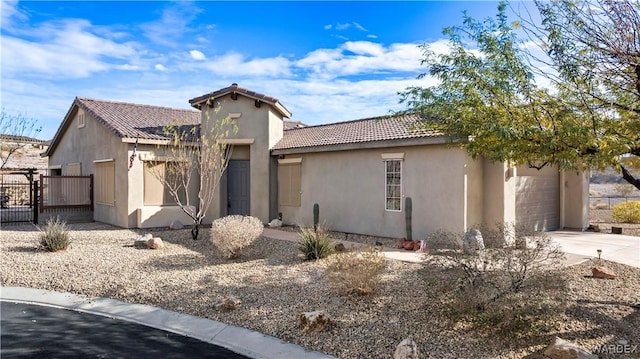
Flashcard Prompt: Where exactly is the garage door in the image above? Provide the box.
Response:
[516,165,560,231]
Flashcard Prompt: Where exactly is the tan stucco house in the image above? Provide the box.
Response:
[44,83,590,238]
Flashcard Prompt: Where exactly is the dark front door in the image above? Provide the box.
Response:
[227,160,250,215]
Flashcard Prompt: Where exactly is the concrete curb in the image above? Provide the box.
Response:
[0,286,335,359]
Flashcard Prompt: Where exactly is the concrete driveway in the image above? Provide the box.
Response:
[548,231,640,268]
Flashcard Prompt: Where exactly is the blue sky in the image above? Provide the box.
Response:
[2,1,515,140]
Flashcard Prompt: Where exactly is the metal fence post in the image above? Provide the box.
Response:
[33,180,39,225]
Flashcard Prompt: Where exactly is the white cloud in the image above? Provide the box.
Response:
[296,41,424,79]
[140,3,203,47]
[189,52,292,78]
[335,23,351,31]
[353,22,367,32]
[2,19,141,79]
[323,24,332,30]
[1,0,27,30]
[155,64,168,71]
[190,50,206,60]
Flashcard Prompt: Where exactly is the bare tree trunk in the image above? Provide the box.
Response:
[191,222,200,240]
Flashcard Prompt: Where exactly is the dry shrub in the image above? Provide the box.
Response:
[325,248,385,296]
[38,216,71,252]
[298,226,334,260]
[612,201,640,223]
[425,229,462,250]
[424,226,568,337]
[593,202,609,210]
[210,215,263,259]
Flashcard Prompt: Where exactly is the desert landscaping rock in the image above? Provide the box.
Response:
[544,337,598,359]
[592,265,616,279]
[134,233,152,248]
[393,337,419,359]
[463,228,485,254]
[268,218,283,227]
[146,237,165,250]
[2,222,639,359]
[299,310,331,333]
[215,296,241,312]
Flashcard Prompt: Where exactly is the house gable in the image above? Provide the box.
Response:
[189,83,292,119]
[45,97,201,158]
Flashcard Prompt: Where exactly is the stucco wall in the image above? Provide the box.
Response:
[561,169,590,230]
[465,154,484,229]
[201,95,284,224]
[279,145,473,239]
[482,160,517,227]
[47,108,129,227]
[126,144,200,228]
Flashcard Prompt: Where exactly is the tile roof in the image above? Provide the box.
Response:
[189,83,292,118]
[75,97,201,141]
[283,120,307,130]
[273,113,442,151]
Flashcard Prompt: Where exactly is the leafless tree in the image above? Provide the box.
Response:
[0,110,42,169]
[147,103,237,240]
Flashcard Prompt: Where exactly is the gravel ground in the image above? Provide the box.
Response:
[1,222,639,359]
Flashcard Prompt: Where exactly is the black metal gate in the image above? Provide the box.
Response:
[0,168,39,224]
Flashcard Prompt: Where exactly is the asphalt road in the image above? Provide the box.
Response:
[0,301,249,359]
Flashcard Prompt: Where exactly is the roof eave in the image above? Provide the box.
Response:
[271,135,454,156]
[43,98,80,157]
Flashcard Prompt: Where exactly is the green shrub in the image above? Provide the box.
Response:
[325,248,385,296]
[210,215,264,259]
[612,201,640,223]
[39,217,71,252]
[298,226,334,260]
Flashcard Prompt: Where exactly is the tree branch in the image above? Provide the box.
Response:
[621,165,640,191]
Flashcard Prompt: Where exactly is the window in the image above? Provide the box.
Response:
[385,159,402,211]
[94,160,115,205]
[143,161,182,205]
[66,163,81,176]
[278,158,302,207]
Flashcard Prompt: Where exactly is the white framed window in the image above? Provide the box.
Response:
[384,159,402,211]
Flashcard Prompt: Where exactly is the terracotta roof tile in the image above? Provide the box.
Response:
[75,97,201,140]
[283,120,307,130]
[189,83,292,118]
[273,113,441,151]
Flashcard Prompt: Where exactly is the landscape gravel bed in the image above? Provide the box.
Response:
[1,222,639,358]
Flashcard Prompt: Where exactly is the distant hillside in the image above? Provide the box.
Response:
[0,134,48,144]
[1,137,48,170]
[591,167,630,184]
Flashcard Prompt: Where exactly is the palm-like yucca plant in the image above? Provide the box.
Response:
[298,226,334,260]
